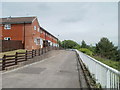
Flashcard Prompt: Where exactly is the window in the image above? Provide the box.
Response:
[34,38,37,44]
[40,38,43,45]
[34,26,36,30]
[38,28,40,32]
[34,38,40,45]
[4,24,11,30]
[4,37,11,40]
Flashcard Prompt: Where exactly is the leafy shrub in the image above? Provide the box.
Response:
[92,56,120,71]
[79,48,93,56]
[61,40,80,49]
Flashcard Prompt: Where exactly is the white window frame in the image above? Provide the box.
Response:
[40,38,43,45]
[4,24,11,30]
[4,37,11,40]
[34,38,40,45]
[34,38,37,44]
[38,28,40,32]
[34,26,36,30]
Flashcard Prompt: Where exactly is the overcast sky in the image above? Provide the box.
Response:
[2,2,118,46]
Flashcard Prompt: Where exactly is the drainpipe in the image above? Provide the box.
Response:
[45,31,46,52]
[23,22,25,49]
[45,31,46,47]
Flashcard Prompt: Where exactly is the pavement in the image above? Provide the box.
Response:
[2,50,81,88]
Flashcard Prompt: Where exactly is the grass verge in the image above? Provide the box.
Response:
[91,56,120,71]
[0,49,26,59]
[78,49,120,71]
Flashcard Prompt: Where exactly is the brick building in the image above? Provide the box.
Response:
[0,16,58,50]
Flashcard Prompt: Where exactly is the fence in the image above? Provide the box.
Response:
[0,40,24,52]
[0,46,59,70]
[75,50,120,89]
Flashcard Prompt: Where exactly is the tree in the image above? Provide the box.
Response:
[61,40,80,49]
[95,37,119,60]
[81,40,87,48]
[115,49,120,61]
[58,40,62,47]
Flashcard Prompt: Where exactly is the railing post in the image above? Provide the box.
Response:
[39,48,40,56]
[35,49,36,56]
[15,52,18,65]
[2,55,6,70]
[32,49,34,58]
[25,50,27,61]
[106,69,110,88]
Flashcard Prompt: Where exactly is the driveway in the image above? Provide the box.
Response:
[2,50,80,88]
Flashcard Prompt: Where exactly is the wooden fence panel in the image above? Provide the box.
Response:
[0,40,24,52]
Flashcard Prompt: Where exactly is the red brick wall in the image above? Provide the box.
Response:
[2,24,23,41]
[0,18,58,50]
[40,31,45,40]
[25,18,41,50]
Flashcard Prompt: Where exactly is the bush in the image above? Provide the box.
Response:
[79,48,93,56]
[61,40,80,49]
[92,56,120,71]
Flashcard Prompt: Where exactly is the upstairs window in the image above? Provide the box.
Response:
[4,37,11,40]
[38,28,40,32]
[34,26,36,30]
[4,24,11,30]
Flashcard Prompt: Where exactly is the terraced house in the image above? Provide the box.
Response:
[0,16,58,50]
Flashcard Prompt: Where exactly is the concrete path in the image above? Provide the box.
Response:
[2,50,80,88]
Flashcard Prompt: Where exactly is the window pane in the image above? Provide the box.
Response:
[4,24,11,30]
[34,26,36,30]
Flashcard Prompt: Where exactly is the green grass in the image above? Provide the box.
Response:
[0,49,26,58]
[79,48,93,56]
[91,56,120,71]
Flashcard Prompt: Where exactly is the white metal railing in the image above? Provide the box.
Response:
[75,50,120,89]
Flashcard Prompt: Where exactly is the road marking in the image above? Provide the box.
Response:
[2,55,56,74]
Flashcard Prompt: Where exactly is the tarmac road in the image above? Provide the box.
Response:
[2,50,83,88]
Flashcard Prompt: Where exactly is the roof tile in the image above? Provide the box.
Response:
[0,16,36,24]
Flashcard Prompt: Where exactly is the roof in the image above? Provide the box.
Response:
[0,16,58,40]
[0,16,36,24]
[40,27,58,40]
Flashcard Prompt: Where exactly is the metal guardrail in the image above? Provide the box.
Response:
[75,50,120,89]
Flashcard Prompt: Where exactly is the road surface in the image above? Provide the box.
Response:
[2,50,87,88]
